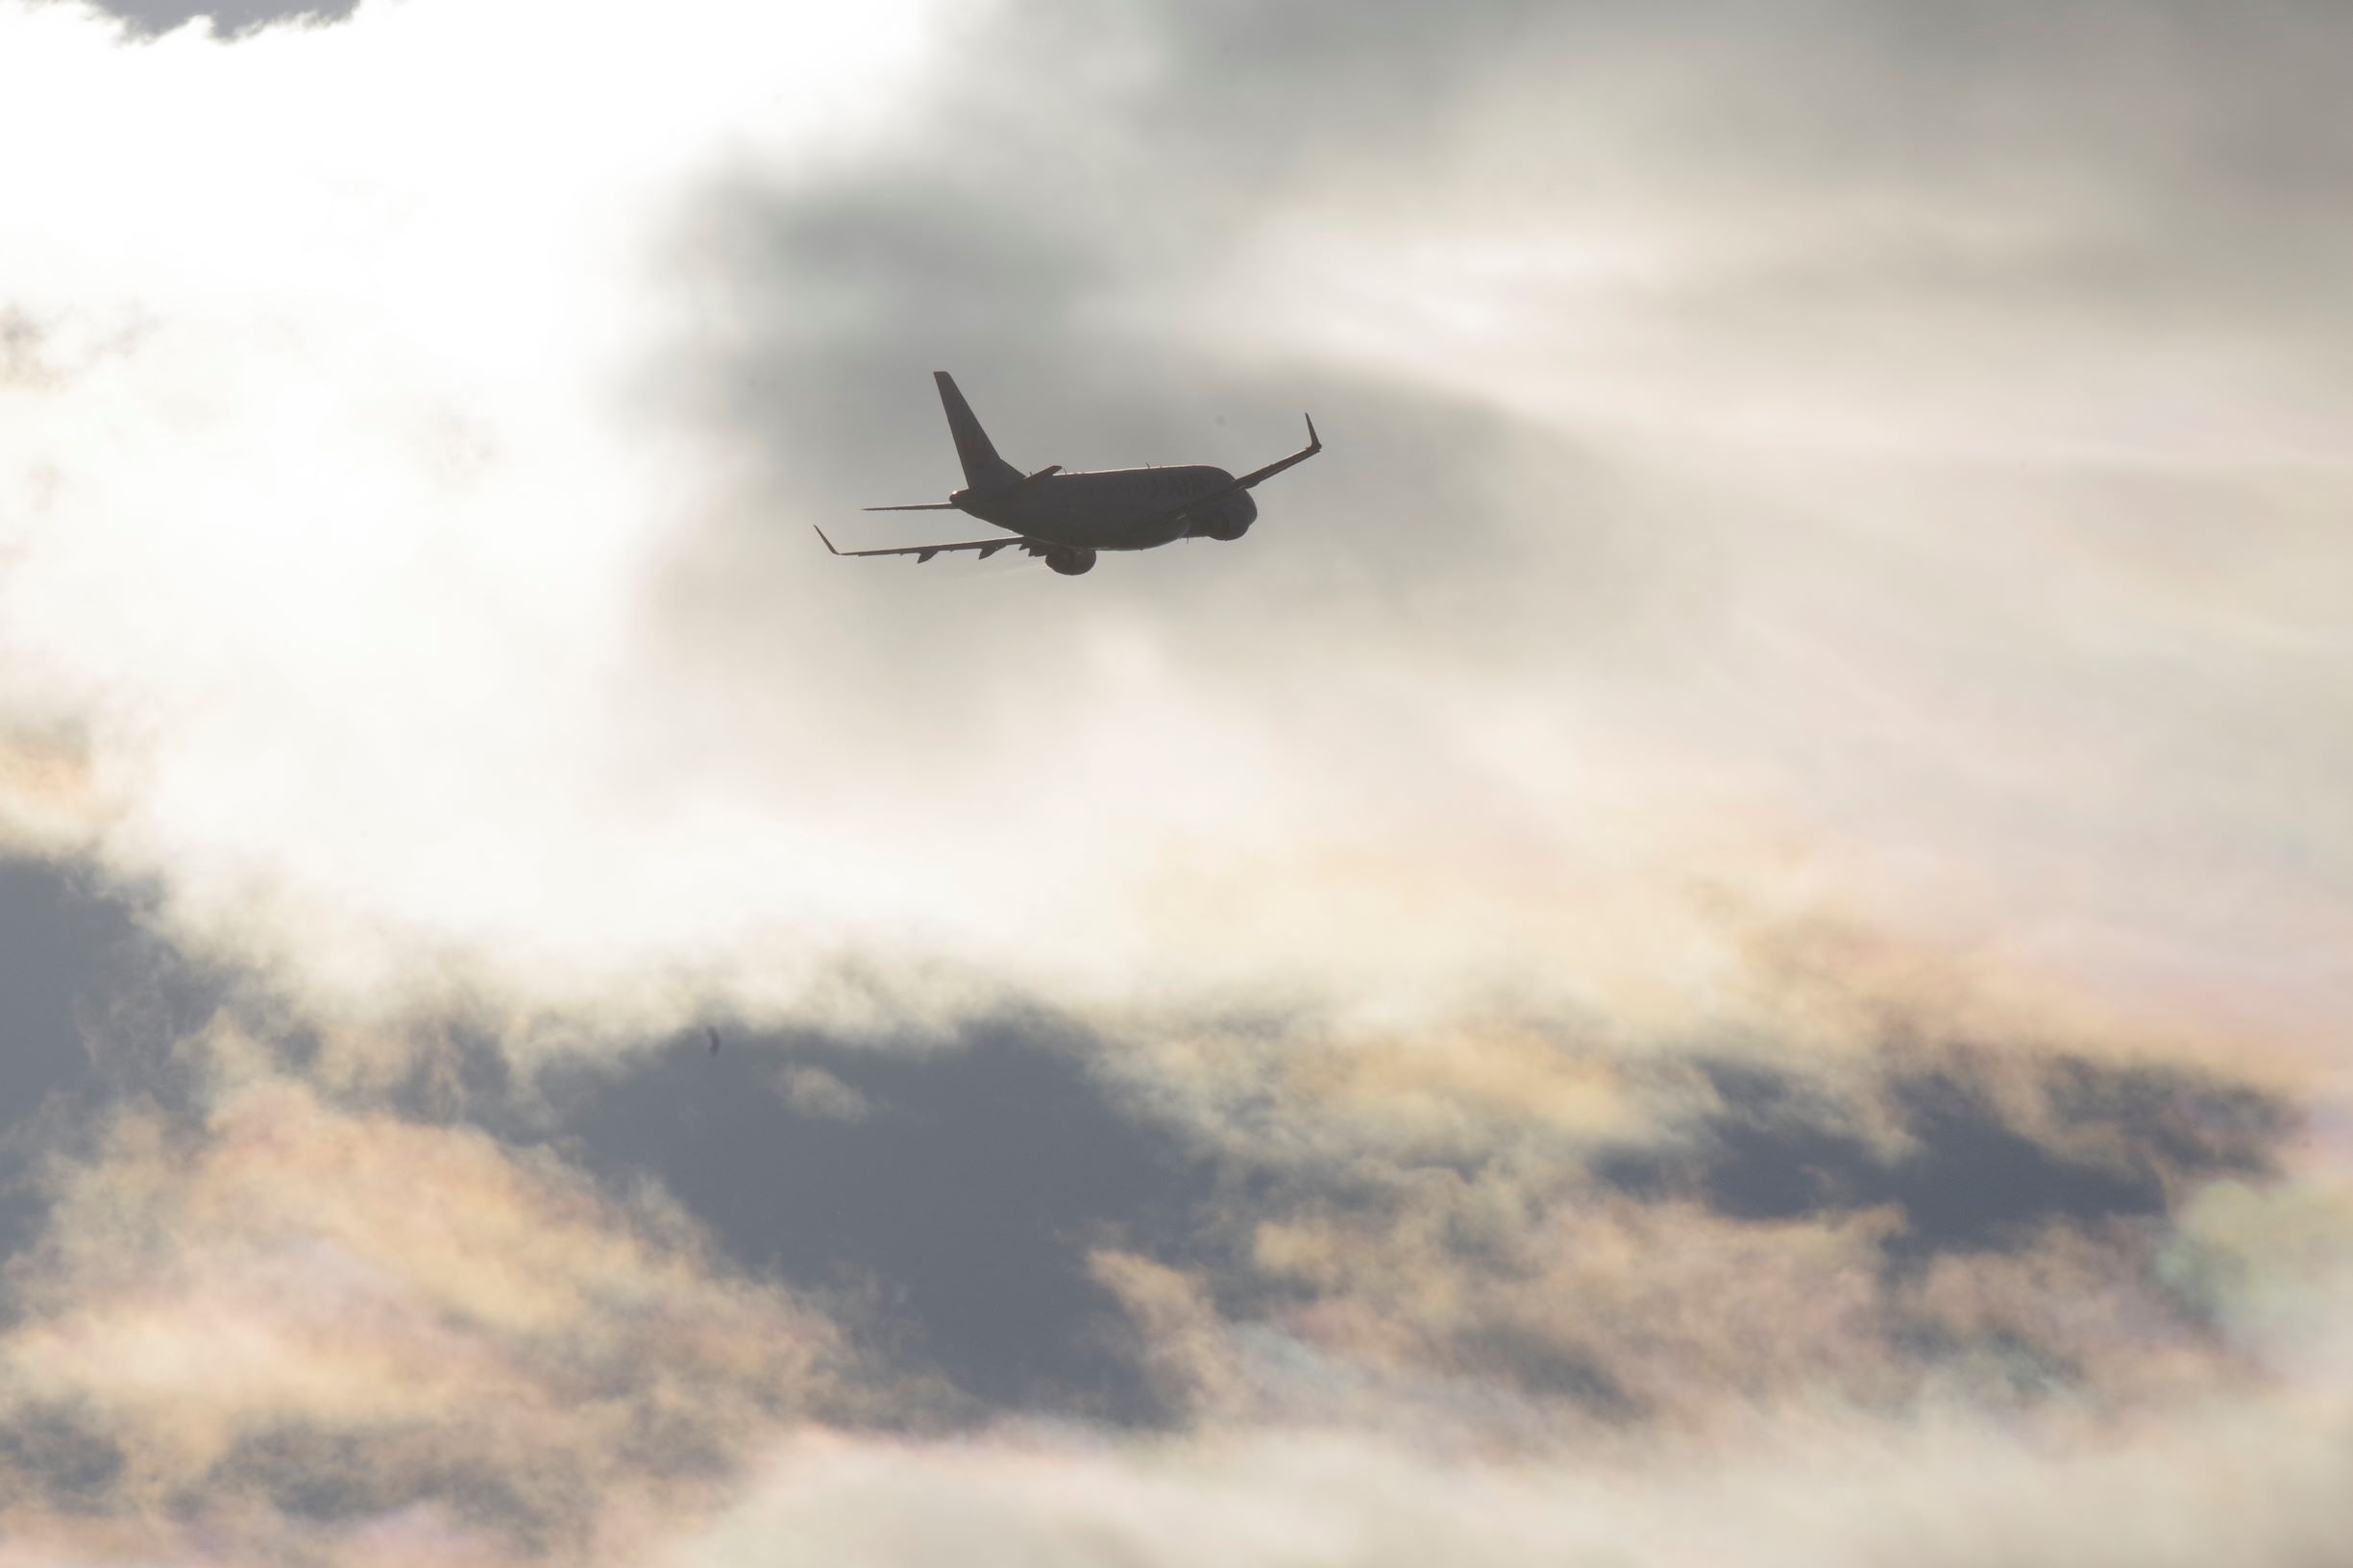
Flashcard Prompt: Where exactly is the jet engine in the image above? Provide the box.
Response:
[1045,546,1097,576]
[1194,492,1258,541]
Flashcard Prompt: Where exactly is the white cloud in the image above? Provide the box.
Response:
[0,0,2344,1066]
[675,1402,2353,1568]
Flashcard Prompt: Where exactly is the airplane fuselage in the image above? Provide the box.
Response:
[956,466,1258,550]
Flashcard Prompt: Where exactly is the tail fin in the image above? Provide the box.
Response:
[935,372,1022,492]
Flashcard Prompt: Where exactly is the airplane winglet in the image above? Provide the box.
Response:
[814,526,841,555]
[1304,414,1319,452]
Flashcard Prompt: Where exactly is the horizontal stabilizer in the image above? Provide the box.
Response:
[866,463,1058,512]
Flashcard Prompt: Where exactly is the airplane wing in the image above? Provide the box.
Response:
[813,527,1037,564]
[1127,415,1321,537]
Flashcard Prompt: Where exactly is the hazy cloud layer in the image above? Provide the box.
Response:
[2,0,2344,1046]
[676,1409,2353,1568]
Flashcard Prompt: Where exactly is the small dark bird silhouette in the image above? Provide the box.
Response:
[706,1026,722,1056]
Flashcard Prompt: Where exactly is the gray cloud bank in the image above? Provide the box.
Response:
[0,998,2341,1564]
[78,0,354,36]
[559,1018,2297,1431]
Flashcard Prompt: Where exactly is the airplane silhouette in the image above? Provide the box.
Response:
[817,372,1319,576]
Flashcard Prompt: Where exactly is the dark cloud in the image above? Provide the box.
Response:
[0,1402,122,1512]
[543,1017,1214,1426]
[208,1424,577,1540]
[1598,1049,2288,1257]
[990,0,1560,175]
[0,860,177,1268]
[78,0,357,38]
[526,1015,2299,1434]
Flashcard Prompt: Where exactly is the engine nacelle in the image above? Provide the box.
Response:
[1194,492,1258,542]
[1045,546,1097,576]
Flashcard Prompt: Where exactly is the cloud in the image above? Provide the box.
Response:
[1096,1037,2303,1434]
[82,0,357,37]
[672,1054,2353,1568]
[0,0,2342,1055]
[0,2,2346,1557]
[0,729,102,854]
[0,1054,849,1560]
[548,1023,1211,1423]
[0,1005,2337,1562]
[674,1401,2353,1568]
[545,1011,2310,1444]
[773,1063,870,1122]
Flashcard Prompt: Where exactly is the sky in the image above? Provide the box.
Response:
[0,0,2347,1562]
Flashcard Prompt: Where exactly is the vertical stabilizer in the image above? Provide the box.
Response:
[934,372,1023,492]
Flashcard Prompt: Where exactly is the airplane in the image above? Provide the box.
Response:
[816,372,1319,576]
